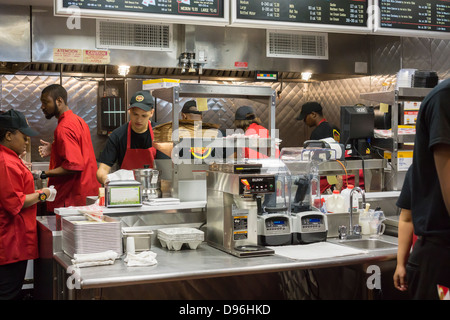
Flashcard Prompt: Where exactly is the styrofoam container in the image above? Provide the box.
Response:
[157,227,204,251]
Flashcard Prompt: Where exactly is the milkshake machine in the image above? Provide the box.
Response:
[206,163,277,257]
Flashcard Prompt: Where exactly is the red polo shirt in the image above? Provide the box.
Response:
[244,123,280,159]
[47,110,100,212]
[0,145,38,265]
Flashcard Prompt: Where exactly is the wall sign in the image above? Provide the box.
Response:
[55,0,229,26]
[231,0,371,33]
[375,0,450,38]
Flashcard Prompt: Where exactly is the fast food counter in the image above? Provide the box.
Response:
[36,212,402,300]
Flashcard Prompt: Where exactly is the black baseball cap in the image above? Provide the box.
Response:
[0,109,38,137]
[297,102,322,120]
[235,106,255,120]
[181,100,202,114]
[129,90,154,111]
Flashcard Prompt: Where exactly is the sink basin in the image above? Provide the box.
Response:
[336,238,397,250]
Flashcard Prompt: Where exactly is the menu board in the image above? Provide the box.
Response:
[377,0,450,35]
[55,0,228,25]
[232,0,371,32]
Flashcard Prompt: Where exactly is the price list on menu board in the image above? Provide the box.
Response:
[62,0,224,17]
[236,0,368,27]
[379,0,450,33]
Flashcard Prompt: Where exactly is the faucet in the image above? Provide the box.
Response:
[339,187,366,240]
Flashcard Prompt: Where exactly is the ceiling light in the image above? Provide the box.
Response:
[118,65,130,76]
[301,72,312,81]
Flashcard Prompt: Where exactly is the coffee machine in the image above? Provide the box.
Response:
[206,163,276,257]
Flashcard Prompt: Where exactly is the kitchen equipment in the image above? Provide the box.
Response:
[206,164,276,257]
[122,226,154,253]
[105,180,142,208]
[133,167,162,201]
[257,206,292,246]
[291,211,328,244]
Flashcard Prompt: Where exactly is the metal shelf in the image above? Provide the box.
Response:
[360,87,433,105]
[360,87,431,190]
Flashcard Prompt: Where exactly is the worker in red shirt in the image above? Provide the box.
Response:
[36,84,100,213]
[0,109,56,300]
[234,106,280,159]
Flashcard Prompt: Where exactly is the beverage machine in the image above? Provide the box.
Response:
[206,162,291,257]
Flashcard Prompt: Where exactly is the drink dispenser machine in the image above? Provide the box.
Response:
[281,147,330,244]
[206,163,277,257]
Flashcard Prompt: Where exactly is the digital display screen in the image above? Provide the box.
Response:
[234,0,369,31]
[62,0,224,17]
[56,0,228,25]
[273,220,285,225]
[308,218,321,223]
[377,0,450,34]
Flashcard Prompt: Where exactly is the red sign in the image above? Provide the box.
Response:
[234,61,248,68]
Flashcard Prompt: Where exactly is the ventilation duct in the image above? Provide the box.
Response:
[96,20,173,51]
[267,30,328,60]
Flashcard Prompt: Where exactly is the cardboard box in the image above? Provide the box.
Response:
[143,78,180,90]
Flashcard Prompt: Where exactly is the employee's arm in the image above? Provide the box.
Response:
[22,189,51,209]
[433,143,450,216]
[393,208,414,291]
[97,163,112,185]
[44,166,78,177]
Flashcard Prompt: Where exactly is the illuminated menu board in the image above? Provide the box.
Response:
[377,0,450,35]
[232,0,370,32]
[55,0,228,25]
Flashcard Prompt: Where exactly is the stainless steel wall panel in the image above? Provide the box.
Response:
[370,36,401,75]
[0,5,31,63]
[0,75,107,161]
[31,7,180,67]
[432,39,450,79]
[401,38,432,70]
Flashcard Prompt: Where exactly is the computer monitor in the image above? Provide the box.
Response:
[340,106,375,158]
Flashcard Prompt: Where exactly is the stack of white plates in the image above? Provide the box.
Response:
[157,227,204,251]
[395,68,417,89]
[62,215,122,258]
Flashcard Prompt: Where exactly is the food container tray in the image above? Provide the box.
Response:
[157,227,204,251]
[122,227,154,252]
[62,215,122,258]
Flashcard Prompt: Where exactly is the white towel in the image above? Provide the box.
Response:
[71,250,118,268]
[268,242,367,261]
[124,251,158,267]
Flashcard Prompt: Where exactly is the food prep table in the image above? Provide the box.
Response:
[37,215,401,300]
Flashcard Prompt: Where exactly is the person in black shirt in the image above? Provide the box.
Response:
[407,78,450,300]
[393,166,415,293]
[96,91,167,184]
[297,102,339,141]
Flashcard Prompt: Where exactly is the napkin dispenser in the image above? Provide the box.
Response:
[105,180,142,208]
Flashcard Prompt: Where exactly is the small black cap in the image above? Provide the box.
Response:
[297,102,322,120]
[0,109,38,137]
[181,100,202,114]
[129,91,154,111]
[235,106,255,120]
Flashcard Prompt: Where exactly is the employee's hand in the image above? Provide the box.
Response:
[43,185,57,202]
[38,139,52,158]
[19,151,32,170]
[393,265,408,291]
[31,170,43,180]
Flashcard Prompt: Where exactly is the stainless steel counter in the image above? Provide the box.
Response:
[38,205,400,299]
[53,235,398,291]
